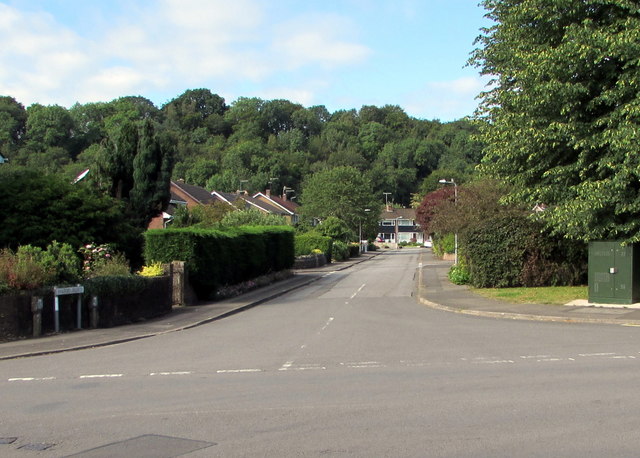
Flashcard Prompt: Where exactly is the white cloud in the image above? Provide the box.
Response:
[404,76,488,120]
[0,1,372,108]
[271,13,372,70]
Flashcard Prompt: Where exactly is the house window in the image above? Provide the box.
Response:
[381,220,395,226]
[398,219,414,226]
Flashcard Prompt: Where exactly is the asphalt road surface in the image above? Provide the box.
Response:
[2,250,640,457]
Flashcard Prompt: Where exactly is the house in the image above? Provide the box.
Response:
[252,189,300,224]
[376,206,425,246]
[212,190,292,219]
[148,180,214,229]
[148,181,298,229]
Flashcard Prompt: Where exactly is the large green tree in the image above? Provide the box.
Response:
[300,166,380,236]
[472,0,640,242]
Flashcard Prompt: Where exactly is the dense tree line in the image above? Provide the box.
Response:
[472,0,640,243]
[0,89,480,208]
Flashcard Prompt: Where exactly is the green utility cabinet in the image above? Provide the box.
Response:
[588,241,640,304]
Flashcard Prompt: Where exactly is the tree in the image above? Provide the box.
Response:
[129,121,174,227]
[0,96,27,157]
[0,168,138,254]
[300,166,380,236]
[472,0,640,242]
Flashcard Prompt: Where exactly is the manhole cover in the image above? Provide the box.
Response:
[66,434,215,457]
[0,437,17,444]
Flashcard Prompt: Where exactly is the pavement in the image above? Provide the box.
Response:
[3,249,640,360]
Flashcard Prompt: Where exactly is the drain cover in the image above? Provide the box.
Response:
[0,437,17,444]
[66,434,215,457]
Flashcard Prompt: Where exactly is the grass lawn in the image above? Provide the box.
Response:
[471,286,588,305]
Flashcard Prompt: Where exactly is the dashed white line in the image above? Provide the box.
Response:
[279,361,294,371]
[216,369,262,373]
[321,317,334,331]
[579,353,617,357]
[149,371,193,376]
[79,374,123,379]
[350,284,366,299]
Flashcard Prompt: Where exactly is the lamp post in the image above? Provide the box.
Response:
[438,178,458,265]
[359,209,371,253]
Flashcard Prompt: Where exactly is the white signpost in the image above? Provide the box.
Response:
[53,285,84,333]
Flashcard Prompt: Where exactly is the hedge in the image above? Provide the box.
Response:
[144,226,294,299]
[463,213,587,288]
[294,233,333,262]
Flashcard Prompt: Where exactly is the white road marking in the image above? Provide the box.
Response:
[8,377,56,382]
[279,361,294,371]
[350,284,366,299]
[216,369,262,373]
[520,355,553,359]
[579,353,617,357]
[473,360,514,364]
[321,317,334,331]
[79,374,123,379]
[149,371,193,376]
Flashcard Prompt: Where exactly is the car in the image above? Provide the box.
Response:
[423,239,433,248]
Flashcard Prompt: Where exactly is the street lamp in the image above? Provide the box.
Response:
[359,209,371,253]
[438,178,458,265]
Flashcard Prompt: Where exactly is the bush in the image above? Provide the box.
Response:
[294,232,333,261]
[88,253,132,278]
[348,242,360,257]
[448,264,470,285]
[315,217,355,242]
[332,241,349,261]
[0,247,54,291]
[433,233,455,256]
[144,226,294,299]
[138,262,165,277]
[463,213,587,288]
[84,275,147,297]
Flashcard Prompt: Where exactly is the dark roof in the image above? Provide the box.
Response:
[269,195,299,213]
[172,180,215,204]
[380,207,416,220]
[243,195,289,215]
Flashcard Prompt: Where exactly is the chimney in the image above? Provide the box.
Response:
[266,188,271,197]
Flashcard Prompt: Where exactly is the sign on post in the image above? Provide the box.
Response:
[53,285,84,333]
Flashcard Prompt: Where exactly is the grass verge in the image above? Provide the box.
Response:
[471,286,588,305]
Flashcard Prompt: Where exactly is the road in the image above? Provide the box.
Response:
[2,250,640,457]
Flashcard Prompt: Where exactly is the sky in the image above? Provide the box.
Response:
[0,0,491,121]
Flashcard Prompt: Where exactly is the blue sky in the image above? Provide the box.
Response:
[0,0,490,121]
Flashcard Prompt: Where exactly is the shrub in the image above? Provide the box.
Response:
[463,213,587,288]
[294,232,333,261]
[144,226,294,299]
[86,253,132,278]
[332,241,349,261]
[0,248,55,290]
[433,233,455,257]
[448,264,470,285]
[348,242,360,257]
[138,262,165,277]
[315,217,355,242]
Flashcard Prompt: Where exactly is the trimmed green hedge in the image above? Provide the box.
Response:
[294,233,333,262]
[332,241,349,261]
[144,226,294,299]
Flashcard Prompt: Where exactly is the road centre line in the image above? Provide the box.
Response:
[350,284,366,299]
[79,374,123,379]
[149,371,192,376]
[217,369,262,373]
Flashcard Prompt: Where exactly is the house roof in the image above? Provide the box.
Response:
[380,207,416,221]
[172,180,216,205]
[252,192,300,215]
